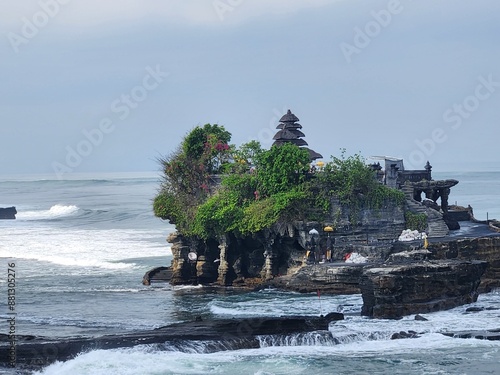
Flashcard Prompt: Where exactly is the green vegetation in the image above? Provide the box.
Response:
[313,150,405,222]
[255,143,310,196]
[154,126,406,239]
[405,211,428,232]
[154,124,231,234]
[182,123,231,174]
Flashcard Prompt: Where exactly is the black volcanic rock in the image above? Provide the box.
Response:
[391,330,420,339]
[267,263,365,294]
[0,206,16,219]
[360,260,487,319]
[0,315,342,369]
[441,329,500,341]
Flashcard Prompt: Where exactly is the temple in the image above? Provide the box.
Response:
[270,110,460,235]
[146,108,500,318]
[370,157,458,213]
[273,109,323,161]
[369,157,461,236]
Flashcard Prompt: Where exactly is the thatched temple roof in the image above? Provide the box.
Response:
[272,109,323,161]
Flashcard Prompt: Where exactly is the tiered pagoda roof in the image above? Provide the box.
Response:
[272,109,323,161]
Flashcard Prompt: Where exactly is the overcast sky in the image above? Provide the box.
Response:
[1,0,499,177]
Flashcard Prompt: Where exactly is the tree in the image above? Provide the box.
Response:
[255,143,310,196]
[154,124,232,231]
[182,124,232,174]
[318,150,376,204]
[313,149,405,217]
[235,140,263,166]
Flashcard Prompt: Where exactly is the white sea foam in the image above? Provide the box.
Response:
[33,348,241,375]
[172,284,205,291]
[32,335,500,375]
[0,225,170,271]
[11,253,133,269]
[16,204,80,220]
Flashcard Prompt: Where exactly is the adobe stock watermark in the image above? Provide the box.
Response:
[7,0,72,54]
[340,0,412,64]
[213,0,244,21]
[407,74,499,168]
[51,65,169,179]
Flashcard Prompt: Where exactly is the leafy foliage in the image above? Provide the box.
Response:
[239,189,309,235]
[317,150,376,204]
[183,124,231,159]
[405,211,428,231]
[192,188,243,238]
[233,140,263,166]
[190,144,310,239]
[182,124,232,174]
[154,125,232,233]
[255,143,310,196]
[312,150,405,221]
[155,128,408,239]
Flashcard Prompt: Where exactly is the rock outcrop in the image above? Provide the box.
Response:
[429,237,500,293]
[267,263,364,294]
[441,329,500,341]
[360,260,488,319]
[142,266,172,285]
[0,206,16,219]
[166,196,405,287]
[164,224,498,319]
[0,314,343,369]
[266,256,488,319]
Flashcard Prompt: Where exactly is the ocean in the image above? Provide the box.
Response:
[0,171,499,375]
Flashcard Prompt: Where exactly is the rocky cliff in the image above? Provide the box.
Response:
[429,237,500,292]
[265,255,488,319]
[162,193,499,320]
[359,260,487,319]
[167,197,405,286]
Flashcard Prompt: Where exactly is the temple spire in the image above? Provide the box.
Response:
[272,109,323,161]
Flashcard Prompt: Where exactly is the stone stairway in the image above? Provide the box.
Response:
[422,204,449,238]
[402,184,449,238]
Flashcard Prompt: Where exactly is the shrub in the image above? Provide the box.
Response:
[255,143,310,196]
[405,211,428,232]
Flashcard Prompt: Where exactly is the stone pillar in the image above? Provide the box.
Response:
[217,235,230,285]
[260,239,275,281]
[168,232,192,284]
[440,187,451,213]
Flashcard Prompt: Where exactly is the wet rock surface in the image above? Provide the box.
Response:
[360,260,487,319]
[0,315,343,369]
[0,206,16,219]
[441,328,500,341]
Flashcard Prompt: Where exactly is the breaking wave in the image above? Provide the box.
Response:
[16,204,80,221]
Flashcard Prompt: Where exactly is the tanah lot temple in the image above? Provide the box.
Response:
[273,109,461,238]
[144,108,500,320]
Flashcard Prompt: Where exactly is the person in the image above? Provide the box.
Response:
[311,236,319,264]
[305,240,314,264]
[326,236,332,262]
